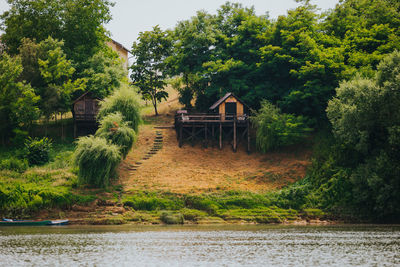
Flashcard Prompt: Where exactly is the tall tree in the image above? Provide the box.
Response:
[18,37,86,129]
[0,53,39,143]
[130,26,171,116]
[0,0,113,73]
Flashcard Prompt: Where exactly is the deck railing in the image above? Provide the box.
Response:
[175,113,249,124]
[74,113,97,121]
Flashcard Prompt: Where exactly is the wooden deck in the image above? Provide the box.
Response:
[174,113,250,152]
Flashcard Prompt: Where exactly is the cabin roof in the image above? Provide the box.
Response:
[73,91,102,104]
[209,92,247,110]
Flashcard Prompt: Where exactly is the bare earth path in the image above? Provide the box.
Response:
[119,92,311,194]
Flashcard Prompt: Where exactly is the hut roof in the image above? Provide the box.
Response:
[73,91,102,104]
[209,92,247,110]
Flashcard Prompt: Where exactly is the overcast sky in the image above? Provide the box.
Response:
[0,0,339,50]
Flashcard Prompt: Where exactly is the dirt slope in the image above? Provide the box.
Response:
[119,89,311,194]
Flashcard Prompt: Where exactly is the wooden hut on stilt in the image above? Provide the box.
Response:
[72,91,101,138]
[175,92,251,152]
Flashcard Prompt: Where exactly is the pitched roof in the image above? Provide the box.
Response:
[209,92,247,110]
[73,91,102,104]
[110,39,130,54]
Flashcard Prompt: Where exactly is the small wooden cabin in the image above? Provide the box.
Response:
[209,92,249,120]
[72,91,101,138]
[175,92,250,152]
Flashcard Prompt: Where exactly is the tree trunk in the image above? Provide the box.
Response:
[152,92,158,116]
[61,113,64,142]
[153,98,158,116]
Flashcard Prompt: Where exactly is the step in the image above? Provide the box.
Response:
[135,162,142,165]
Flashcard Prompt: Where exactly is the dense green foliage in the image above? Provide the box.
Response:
[1,0,113,73]
[319,51,400,221]
[0,53,39,142]
[164,0,400,123]
[0,157,28,173]
[252,100,312,152]
[96,112,136,158]
[73,136,121,188]
[97,85,142,132]
[25,137,52,166]
[0,0,125,143]
[130,26,171,115]
[82,48,128,99]
[0,170,93,217]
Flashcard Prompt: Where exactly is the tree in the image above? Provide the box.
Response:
[167,11,218,111]
[252,100,312,152]
[1,0,113,74]
[130,26,171,116]
[18,37,86,135]
[82,47,128,99]
[0,53,39,143]
[326,51,400,220]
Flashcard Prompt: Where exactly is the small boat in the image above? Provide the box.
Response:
[0,218,69,226]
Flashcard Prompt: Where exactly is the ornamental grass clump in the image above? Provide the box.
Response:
[74,136,121,188]
[97,84,142,132]
[95,112,136,158]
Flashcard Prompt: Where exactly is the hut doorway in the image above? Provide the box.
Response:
[225,102,237,118]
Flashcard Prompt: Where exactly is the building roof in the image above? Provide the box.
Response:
[209,92,247,110]
[110,39,130,54]
[73,91,102,104]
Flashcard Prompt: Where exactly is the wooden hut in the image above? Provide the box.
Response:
[175,92,250,152]
[72,91,101,138]
[209,92,249,120]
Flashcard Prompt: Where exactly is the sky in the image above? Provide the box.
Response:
[0,0,339,50]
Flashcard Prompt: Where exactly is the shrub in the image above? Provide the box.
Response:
[122,194,182,211]
[181,208,207,221]
[73,136,121,188]
[25,137,52,166]
[0,157,28,173]
[160,211,184,224]
[184,195,220,214]
[11,129,29,148]
[97,84,142,132]
[96,112,136,158]
[252,100,312,152]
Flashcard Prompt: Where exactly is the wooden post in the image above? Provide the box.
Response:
[179,124,183,148]
[233,116,237,152]
[247,117,250,153]
[191,124,195,147]
[219,114,222,150]
[204,123,208,148]
[212,125,215,148]
[73,120,77,139]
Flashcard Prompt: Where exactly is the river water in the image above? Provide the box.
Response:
[0,224,399,266]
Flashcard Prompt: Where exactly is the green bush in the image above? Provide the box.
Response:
[181,208,207,221]
[96,112,136,158]
[97,84,142,132]
[123,194,182,211]
[11,129,29,148]
[160,211,184,224]
[0,157,28,173]
[252,100,312,152]
[73,136,121,188]
[184,195,220,214]
[25,137,52,165]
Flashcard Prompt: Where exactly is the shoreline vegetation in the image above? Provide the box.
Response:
[1,0,400,225]
[0,115,355,226]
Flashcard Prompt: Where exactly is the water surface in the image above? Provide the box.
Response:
[0,224,399,266]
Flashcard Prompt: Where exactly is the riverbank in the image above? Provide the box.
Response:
[0,89,329,225]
